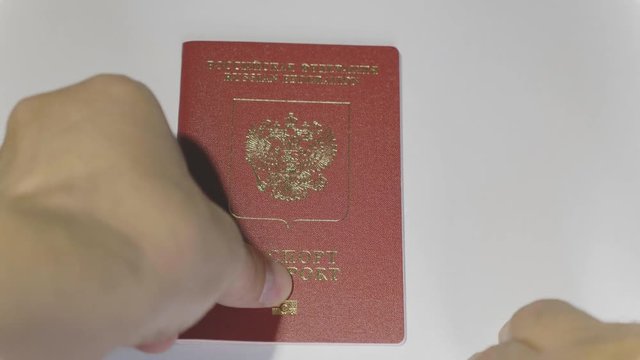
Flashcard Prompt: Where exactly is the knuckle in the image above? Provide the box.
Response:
[511,299,570,328]
[84,74,152,102]
[10,95,40,120]
[7,95,45,132]
[508,299,601,346]
[473,345,500,360]
[86,73,140,89]
[473,341,536,360]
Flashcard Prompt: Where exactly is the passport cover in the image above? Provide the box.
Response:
[177,41,403,343]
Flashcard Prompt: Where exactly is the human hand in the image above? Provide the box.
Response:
[0,75,292,359]
[470,300,640,360]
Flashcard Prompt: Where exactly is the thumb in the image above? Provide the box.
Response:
[500,299,602,351]
[217,244,292,308]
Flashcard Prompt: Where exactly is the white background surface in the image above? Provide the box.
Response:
[2,1,640,359]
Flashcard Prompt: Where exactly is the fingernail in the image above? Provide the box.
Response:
[136,336,177,354]
[259,260,293,307]
[498,320,511,343]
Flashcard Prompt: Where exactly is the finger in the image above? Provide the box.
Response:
[500,299,601,350]
[470,340,539,360]
[545,335,640,360]
[135,336,177,354]
[216,244,292,308]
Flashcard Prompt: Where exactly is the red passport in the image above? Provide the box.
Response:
[177,41,403,343]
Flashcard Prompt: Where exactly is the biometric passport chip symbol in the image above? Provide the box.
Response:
[245,112,338,201]
[272,300,298,316]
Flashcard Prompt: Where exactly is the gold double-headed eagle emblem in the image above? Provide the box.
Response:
[245,112,338,201]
